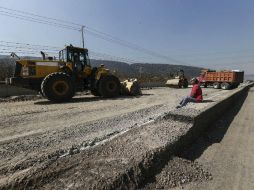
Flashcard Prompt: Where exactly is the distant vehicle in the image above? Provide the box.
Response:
[165,70,188,88]
[197,69,244,90]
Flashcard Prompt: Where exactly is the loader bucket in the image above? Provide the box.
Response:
[120,78,142,96]
[165,78,180,87]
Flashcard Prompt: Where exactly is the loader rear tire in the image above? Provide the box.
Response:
[98,75,120,98]
[41,72,75,102]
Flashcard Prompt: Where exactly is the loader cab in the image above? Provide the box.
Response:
[59,45,90,70]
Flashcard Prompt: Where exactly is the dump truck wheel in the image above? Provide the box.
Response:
[221,82,231,90]
[213,82,221,89]
[41,72,75,102]
[98,75,120,98]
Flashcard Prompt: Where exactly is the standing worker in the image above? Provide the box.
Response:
[176,78,203,108]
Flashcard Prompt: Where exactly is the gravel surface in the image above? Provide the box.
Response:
[0,95,43,102]
[144,157,212,189]
[0,87,231,189]
[170,87,254,190]
[1,114,194,189]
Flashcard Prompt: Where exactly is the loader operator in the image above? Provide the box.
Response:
[176,78,203,108]
[73,53,83,73]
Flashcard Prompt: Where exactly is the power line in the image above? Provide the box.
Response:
[1,6,252,68]
[0,51,38,55]
[0,48,59,55]
[0,40,61,49]
[0,6,82,27]
[0,48,58,55]
[0,10,154,60]
[85,29,189,65]
[0,41,141,64]
[0,10,80,31]
[0,40,140,64]
[0,44,59,52]
[0,7,250,68]
[0,49,58,55]
[0,41,60,56]
[1,40,252,68]
[0,42,60,55]
[0,40,251,67]
[0,6,189,65]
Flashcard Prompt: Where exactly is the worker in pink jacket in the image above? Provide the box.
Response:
[176,78,203,108]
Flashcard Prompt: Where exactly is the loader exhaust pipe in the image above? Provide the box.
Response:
[40,51,45,60]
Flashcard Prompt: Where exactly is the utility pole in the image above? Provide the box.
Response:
[81,26,85,48]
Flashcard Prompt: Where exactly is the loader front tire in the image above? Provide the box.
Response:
[41,72,75,102]
[98,75,120,98]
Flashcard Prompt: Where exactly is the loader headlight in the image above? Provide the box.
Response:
[22,66,36,76]
[22,67,29,76]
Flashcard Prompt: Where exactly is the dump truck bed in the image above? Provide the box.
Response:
[204,71,244,83]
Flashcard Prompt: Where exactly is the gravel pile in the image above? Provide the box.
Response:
[146,157,212,189]
[0,95,43,102]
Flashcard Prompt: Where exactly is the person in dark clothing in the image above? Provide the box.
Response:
[176,78,203,108]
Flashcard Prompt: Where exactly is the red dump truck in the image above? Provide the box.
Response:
[197,70,244,90]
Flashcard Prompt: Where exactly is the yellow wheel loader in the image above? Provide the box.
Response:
[6,45,140,102]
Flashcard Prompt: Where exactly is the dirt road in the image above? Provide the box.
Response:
[183,87,254,190]
[146,87,254,189]
[0,87,225,188]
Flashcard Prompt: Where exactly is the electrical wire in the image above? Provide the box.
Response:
[0,11,80,31]
[0,42,140,64]
[0,6,82,27]
[0,40,62,49]
[0,6,189,65]
[0,6,252,67]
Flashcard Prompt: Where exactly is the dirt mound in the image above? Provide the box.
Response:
[145,157,212,189]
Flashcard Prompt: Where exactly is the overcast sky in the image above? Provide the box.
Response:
[0,0,253,74]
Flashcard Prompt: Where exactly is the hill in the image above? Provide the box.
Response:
[0,57,203,82]
[91,60,202,80]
